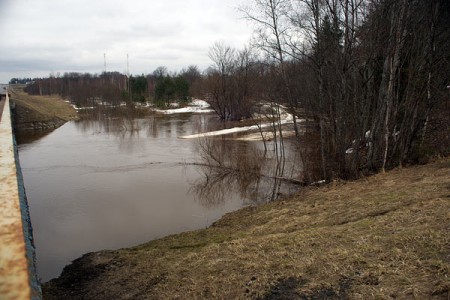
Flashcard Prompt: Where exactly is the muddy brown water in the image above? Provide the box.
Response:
[17,112,301,282]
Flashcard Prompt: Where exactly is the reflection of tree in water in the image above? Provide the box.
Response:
[74,106,145,134]
[71,108,304,206]
[73,107,150,153]
[191,136,303,208]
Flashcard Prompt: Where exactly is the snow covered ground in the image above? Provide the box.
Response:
[179,104,302,140]
[234,130,297,141]
[179,118,296,139]
[71,105,94,111]
[153,99,214,115]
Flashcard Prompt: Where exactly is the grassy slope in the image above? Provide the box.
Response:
[44,159,450,299]
[9,85,77,123]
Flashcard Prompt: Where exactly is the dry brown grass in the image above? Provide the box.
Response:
[9,85,77,123]
[44,158,450,299]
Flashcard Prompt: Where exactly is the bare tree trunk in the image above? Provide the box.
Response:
[381,0,408,172]
[38,80,42,96]
[420,1,439,150]
[313,0,328,180]
[242,0,299,137]
[319,117,327,179]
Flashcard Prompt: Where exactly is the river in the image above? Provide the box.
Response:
[17,111,301,282]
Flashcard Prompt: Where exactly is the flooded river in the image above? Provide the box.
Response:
[18,111,301,282]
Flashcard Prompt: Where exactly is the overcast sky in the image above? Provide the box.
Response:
[0,0,254,83]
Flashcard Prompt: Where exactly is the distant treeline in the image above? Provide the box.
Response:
[23,66,203,108]
[10,77,34,84]
[20,0,450,181]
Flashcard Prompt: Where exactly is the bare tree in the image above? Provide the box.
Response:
[241,0,301,137]
[205,42,256,121]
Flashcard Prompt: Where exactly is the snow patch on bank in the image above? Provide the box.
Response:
[179,103,301,139]
[72,105,94,111]
[179,119,295,139]
[180,115,300,140]
[235,130,297,141]
[154,99,214,115]
[69,99,214,114]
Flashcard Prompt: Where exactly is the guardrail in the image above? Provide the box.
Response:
[0,91,41,299]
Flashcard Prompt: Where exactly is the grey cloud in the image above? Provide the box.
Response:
[0,0,253,83]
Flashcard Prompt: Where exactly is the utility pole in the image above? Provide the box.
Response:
[104,53,107,74]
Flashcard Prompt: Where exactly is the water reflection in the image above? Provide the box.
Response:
[18,107,304,282]
[74,108,215,138]
[15,129,55,145]
[191,135,304,207]
[73,107,304,205]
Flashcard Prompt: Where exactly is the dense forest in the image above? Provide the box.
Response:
[21,0,449,181]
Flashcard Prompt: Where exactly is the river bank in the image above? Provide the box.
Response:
[43,157,450,299]
[9,85,78,132]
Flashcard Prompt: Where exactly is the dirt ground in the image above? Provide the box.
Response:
[43,158,450,299]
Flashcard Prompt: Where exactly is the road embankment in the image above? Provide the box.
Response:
[43,158,450,299]
[9,86,77,132]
